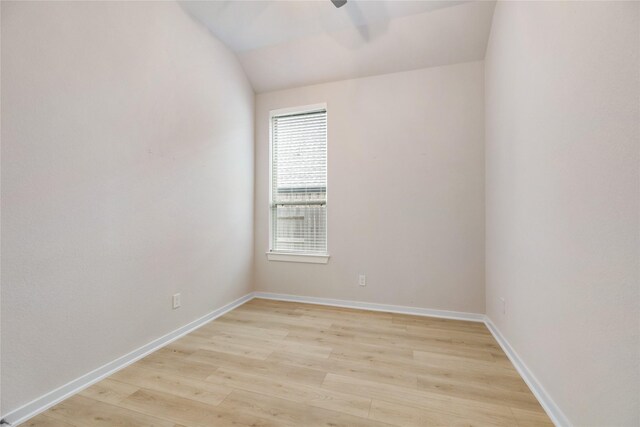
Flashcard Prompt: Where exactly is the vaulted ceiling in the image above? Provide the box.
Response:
[181,1,496,93]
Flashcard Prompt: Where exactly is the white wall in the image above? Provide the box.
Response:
[0,1,254,415]
[254,62,485,314]
[236,1,496,93]
[485,2,639,426]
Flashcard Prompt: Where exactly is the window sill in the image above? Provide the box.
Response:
[266,252,330,264]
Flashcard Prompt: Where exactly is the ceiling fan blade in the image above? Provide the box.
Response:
[331,0,347,8]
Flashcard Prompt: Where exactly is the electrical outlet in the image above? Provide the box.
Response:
[358,274,366,287]
[499,297,506,315]
[172,293,181,309]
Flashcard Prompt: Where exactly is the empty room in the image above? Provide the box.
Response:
[1,0,638,426]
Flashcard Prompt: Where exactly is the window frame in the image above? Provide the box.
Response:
[267,103,329,264]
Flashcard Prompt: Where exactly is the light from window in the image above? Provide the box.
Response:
[270,108,327,255]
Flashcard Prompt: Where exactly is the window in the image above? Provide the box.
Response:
[269,105,328,262]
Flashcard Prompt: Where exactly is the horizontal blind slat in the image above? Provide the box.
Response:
[271,109,327,254]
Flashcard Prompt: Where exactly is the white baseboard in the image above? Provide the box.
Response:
[3,292,254,426]
[253,292,485,322]
[484,317,570,427]
[4,291,568,427]
[258,292,569,427]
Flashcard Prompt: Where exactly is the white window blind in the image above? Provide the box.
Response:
[271,109,327,254]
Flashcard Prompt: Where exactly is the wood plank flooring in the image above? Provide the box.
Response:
[25,298,553,426]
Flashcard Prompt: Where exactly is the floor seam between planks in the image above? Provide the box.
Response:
[25,298,553,427]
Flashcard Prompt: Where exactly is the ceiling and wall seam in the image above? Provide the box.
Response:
[182,1,496,93]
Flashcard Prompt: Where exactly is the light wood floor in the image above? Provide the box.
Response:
[26,298,552,427]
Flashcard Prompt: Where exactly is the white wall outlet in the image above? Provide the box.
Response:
[358,274,366,287]
[172,293,181,309]
[499,297,506,315]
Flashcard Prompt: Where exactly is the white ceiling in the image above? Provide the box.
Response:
[181,1,496,93]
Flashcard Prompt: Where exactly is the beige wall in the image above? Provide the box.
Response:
[485,2,639,425]
[254,62,485,314]
[0,1,254,415]
[4,1,637,423]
